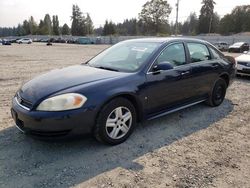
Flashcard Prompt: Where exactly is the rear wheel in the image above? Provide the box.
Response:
[94,98,136,145]
[206,78,227,107]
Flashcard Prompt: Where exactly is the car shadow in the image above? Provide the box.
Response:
[0,99,234,188]
[236,75,250,82]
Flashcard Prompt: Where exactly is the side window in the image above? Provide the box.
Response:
[187,43,211,63]
[209,47,221,59]
[156,43,186,67]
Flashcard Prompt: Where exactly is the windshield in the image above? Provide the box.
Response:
[233,42,244,47]
[88,41,160,72]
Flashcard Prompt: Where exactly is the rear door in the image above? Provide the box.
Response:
[185,42,220,97]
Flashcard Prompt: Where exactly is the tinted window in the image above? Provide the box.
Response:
[187,43,211,63]
[209,47,221,59]
[156,43,186,67]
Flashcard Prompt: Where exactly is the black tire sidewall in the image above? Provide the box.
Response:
[95,98,136,145]
[211,79,227,106]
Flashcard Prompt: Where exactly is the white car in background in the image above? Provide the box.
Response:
[235,51,250,76]
[17,38,32,44]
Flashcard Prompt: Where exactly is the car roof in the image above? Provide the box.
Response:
[124,37,208,44]
[233,42,245,45]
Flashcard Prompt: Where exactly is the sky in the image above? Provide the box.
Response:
[0,0,249,28]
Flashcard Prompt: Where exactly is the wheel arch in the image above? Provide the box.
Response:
[219,73,230,87]
[96,92,144,124]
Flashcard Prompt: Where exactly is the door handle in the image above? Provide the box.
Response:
[181,71,190,76]
[212,64,219,68]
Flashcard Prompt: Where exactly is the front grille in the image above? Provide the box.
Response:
[238,69,250,74]
[238,62,250,67]
[16,92,33,109]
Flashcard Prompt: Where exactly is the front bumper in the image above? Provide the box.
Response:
[237,64,250,76]
[11,97,97,138]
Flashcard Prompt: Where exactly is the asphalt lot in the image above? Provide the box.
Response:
[0,43,249,188]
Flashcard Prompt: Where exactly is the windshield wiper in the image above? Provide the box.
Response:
[95,66,120,72]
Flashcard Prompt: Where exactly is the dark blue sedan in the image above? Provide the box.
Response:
[11,38,236,145]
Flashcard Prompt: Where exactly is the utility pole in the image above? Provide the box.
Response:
[175,0,180,36]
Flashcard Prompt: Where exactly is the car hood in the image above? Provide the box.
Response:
[236,54,250,62]
[19,65,124,103]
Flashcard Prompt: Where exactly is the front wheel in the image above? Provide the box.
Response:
[206,78,227,107]
[94,98,136,145]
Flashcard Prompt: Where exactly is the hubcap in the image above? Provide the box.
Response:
[105,107,132,140]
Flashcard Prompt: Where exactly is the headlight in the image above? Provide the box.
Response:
[37,93,87,111]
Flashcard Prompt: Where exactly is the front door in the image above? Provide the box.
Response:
[145,42,195,115]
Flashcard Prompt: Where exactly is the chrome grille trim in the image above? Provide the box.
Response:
[15,97,31,111]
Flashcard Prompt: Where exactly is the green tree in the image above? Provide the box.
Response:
[103,20,116,36]
[17,24,25,36]
[22,20,30,35]
[219,14,233,35]
[43,14,52,35]
[52,15,60,35]
[188,13,198,35]
[219,5,250,35]
[212,12,220,33]
[28,16,38,35]
[179,13,198,35]
[37,20,44,35]
[121,19,138,35]
[71,4,86,36]
[231,5,250,33]
[61,23,70,35]
[85,13,94,35]
[198,0,216,33]
[139,0,172,35]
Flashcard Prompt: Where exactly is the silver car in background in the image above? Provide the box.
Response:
[17,38,32,44]
[236,51,250,76]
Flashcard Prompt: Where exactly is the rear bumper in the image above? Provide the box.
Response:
[11,97,97,138]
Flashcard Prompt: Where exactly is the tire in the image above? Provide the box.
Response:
[206,78,227,107]
[94,98,136,145]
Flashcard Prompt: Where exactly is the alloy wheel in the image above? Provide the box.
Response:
[105,107,132,140]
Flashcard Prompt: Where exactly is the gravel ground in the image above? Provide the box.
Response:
[0,43,249,188]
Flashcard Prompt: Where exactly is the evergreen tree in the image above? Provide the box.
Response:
[71,4,82,36]
[52,15,60,35]
[103,20,116,36]
[62,23,70,35]
[85,13,94,35]
[28,16,38,35]
[17,24,25,36]
[43,14,52,35]
[22,20,30,35]
[198,0,216,33]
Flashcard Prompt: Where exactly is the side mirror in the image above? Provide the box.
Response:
[153,61,174,72]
